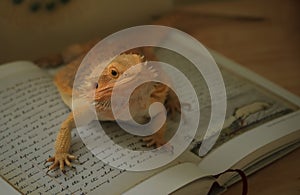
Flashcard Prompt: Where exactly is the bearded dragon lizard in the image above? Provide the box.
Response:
[46,51,180,172]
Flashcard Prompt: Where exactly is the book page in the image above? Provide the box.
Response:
[0,62,167,194]
[124,162,214,195]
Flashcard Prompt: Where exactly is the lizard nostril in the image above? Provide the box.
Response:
[95,83,98,89]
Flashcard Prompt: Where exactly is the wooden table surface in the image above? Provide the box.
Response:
[155,0,300,194]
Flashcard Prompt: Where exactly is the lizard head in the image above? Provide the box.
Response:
[82,53,149,110]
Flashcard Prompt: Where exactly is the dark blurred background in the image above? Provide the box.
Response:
[0,0,171,63]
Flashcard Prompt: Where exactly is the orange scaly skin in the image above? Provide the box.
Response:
[46,51,180,172]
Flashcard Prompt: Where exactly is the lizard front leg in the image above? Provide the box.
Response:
[142,83,170,148]
[46,113,76,172]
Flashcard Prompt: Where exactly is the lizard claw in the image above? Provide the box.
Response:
[46,153,77,172]
[142,135,174,153]
[142,134,166,148]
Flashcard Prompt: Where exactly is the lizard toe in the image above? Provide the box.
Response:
[142,135,166,148]
[46,153,77,172]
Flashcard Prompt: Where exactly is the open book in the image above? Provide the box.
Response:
[0,50,299,195]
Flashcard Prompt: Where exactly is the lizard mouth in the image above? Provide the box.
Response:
[93,80,134,111]
[94,85,113,103]
[92,87,112,110]
[93,99,111,110]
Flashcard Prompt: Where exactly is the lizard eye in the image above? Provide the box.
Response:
[110,68,119,78]
[95,83,98,89]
